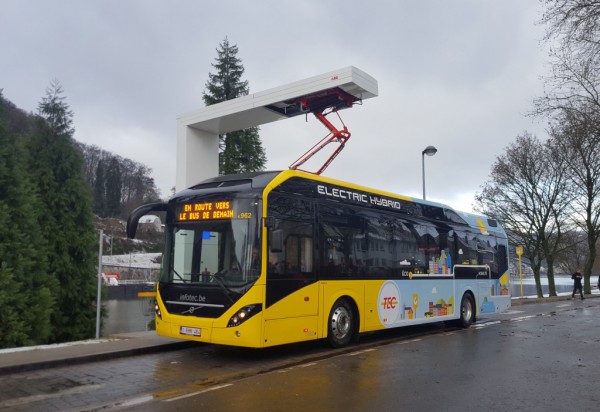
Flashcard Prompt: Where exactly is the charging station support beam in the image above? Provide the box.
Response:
[175,66,378,191]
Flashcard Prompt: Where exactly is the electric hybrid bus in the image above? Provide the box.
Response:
[127,170,510,348]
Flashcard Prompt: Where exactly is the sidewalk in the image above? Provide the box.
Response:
[0,331,193,375]
[1,292,598,375]
[511,288,600,306]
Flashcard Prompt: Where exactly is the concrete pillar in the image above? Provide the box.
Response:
[176,123,219,191]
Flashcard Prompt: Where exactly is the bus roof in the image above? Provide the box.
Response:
[175,170,505,235]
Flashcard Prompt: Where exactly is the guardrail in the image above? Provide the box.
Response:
[116,280,156,285]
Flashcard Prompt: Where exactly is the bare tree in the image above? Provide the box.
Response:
[540,0,600,60]
[554,229,589,273]
[534,43,600,131]
[536,1,600,124]
[476,133,571,297]
[549,107,600,292]
[541,136,574,293]
[534,1,600,294]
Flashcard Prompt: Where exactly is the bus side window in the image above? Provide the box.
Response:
[414,224,439,274]
[456,230,478,265]
[393,220,417,275]
[268,219,313,279]
[496,239,508,275]
[365,213,394,276]
[266,193,314,279]
[318,204,366,278]
[478,234,497,273]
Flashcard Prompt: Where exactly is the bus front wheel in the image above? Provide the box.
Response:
[327,299,355,348]
[458,293,475,328]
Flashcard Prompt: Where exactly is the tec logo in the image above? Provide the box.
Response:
[382,296,398,309]
[378,281,401,327]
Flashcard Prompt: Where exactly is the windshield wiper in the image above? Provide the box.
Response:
[209,272,235,303]
[189,272,235,304]
[171,268,187,282]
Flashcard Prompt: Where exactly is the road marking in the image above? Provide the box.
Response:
[117,394,154,408]
[557,303,572,308]
[396,338,422,345]
[473,321,501,329]
[164,384,233,402]
[511,315,536,322]
[298,362,318,367]
[503,310,525,314]
[347,348,376,356]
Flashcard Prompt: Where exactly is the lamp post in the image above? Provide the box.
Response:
[516,246,524,298]
[96,229,103,339]
[421,145,437,200]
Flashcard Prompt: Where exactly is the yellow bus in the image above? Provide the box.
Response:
[127,170,511,348]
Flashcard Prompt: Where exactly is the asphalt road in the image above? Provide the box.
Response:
[1,297,598,411]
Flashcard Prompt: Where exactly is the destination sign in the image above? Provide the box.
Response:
[176,201,234,221]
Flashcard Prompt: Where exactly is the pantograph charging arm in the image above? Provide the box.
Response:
[288,88,359,175]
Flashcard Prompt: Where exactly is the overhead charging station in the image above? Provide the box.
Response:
[175,66,378,191]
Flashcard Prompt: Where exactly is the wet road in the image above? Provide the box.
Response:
[1,298,598,411]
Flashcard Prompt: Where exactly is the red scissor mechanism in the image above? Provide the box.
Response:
[289,88,360,175]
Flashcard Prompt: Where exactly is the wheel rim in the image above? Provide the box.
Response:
[462,297,473,322]
[331,306,352,340]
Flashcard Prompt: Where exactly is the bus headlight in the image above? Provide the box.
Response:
[227,304,261,327]
[154,301,162,319]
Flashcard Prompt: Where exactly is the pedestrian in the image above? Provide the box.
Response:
[571,269,584,300]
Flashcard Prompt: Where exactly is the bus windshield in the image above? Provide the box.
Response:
[161,197,261,287]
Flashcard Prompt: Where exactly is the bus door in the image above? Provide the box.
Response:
[476,233,498,313]
[476,266,493,313]
[264,193,318,320]
[263,215,318,346]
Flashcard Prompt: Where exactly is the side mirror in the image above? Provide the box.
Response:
[127,203,168,239]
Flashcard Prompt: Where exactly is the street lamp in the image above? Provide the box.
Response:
[422,145,437,200]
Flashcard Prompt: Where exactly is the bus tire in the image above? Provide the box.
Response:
[458,293,475,328]
[327,298,355,348]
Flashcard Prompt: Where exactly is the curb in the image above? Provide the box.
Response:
[511,293,599,306]
[0,340,195,376]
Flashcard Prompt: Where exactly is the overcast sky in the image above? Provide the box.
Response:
[1,0,550,212]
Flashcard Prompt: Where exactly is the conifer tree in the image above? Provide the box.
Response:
[105,156,122,216]
[203,37,266,175]
[93,159,107,217]
[0,93,55,347]
[28,81,98,342]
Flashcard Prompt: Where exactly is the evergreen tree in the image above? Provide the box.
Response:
[93,159,107,217]
[38,80,75,136]
[203,37,266,175]
[29,81,98,342]
[105,156,122,217]
[220,128,267,174]
[78,143,159,218]
[0,93,55,348]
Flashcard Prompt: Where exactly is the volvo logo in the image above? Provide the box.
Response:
[182,306,204,315]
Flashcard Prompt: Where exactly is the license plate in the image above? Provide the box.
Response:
[180,326,201,337]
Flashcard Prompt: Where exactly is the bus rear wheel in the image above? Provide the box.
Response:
[458,293,475,328]
[327,299,355,348]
